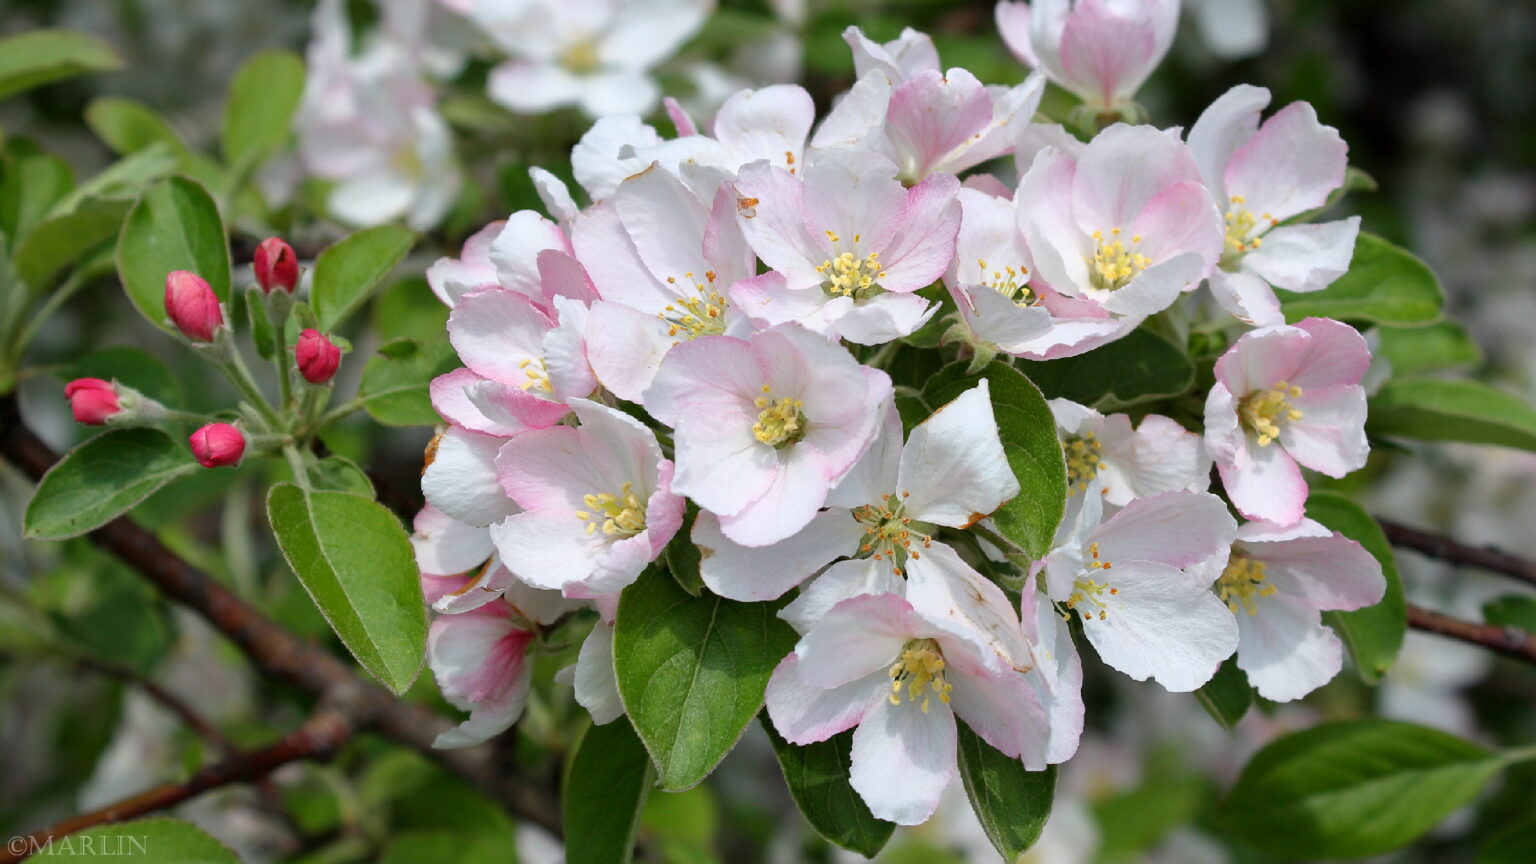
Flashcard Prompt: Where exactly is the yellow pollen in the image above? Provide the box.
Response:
[853,491,929,574]
[577,481,646,538]
[1218,553,1277,615]
[1239,380,1305,447]
[1222,195,1280,263]
[980,259,1034,306]
[560,38,601,74]
[816,251,885,298]
[1063,433,1103,492]
[752,389,805,447]
[1064,543,1117,620]
[517,357,554,394]
[1089,227,1151,290]
[657,274,729,340]
[888,639,952,713]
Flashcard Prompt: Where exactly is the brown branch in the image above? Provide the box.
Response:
[71,656,239,757]
[1407,603,1536,665]
[1379,518,1536,589]
[0,396,560,840]
[0,707,353,864]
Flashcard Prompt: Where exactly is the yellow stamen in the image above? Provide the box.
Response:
[576,482,646,539]
[657,273,730,340]
[816,251,885,299]
[1218,553,1277,615]
[517,357,554,394]
[1089,227,1151,291]
[752,387,805,447]
[1238,380,1305,447]
[1063,433,1103,492]
[888,639,952,714]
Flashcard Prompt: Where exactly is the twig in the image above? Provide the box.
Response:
[1379,518,1536,589]
[1406,603,1536,666]
[0,707,353,864]
[71,656,238,758]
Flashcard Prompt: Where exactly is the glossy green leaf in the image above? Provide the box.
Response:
[26,818,239,862]
[267,483,427,694]
[1216,720,1502,859]
[1305,492,1405,682]
[1377,321,1482,377]
[14,196,131,290]
[57,144,177,212]
[956,723,1055,861]
[1483,596,1536,633]
[308,455,375,497]
[24,429,199,540]
[1278,232,1443,326]
[923,361,1066,559]
[1195,657,1252,731]
[0,139,74,241]
[0,29,121,101]
[116,176,231,331]
[1023,327,1194,408]
[764,717,894,858]
[85,96,190,159]
[564,718,655,864]
[312,225,416,331]
[222,50,305,171]
[246,286,279,359]
[664,503,706,597]
[614,567,798,791]
[1369,378,1536,453]
[359,338,460,427]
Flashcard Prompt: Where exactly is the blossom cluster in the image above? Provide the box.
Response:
[414,1,1386,826]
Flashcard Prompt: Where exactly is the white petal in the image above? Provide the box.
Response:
[779,558,906,634]
[422,428,518,527]
[900,379,1020,527]
[574,622,624,724]
[849,698,956,826]
[1076,560,1239,692]
[1234,593,1343,702]
[694,508,864,602]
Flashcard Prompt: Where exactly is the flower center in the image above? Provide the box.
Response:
[852,491,933,575]
[517,356,553,394]
[1221,195,1278,266]
[560,38,601,74]
[1217,553,1276,615]
[575,481,646,538]
[976,257,1034,306]
[1065,542,1117,621]
[888,638,952,714]
[1239,380,1304,447]
[1063,433,1103,492]
[752,386,806,448]
[658,271,728,340]
[817,232,884,299]
[1089,228,1150,291]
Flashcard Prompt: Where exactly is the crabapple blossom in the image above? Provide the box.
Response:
[1188,84,1360,325]
[427,600,536,748]
[694,381,1017,602]
[486,211,598,315]
[1014,125,1223,358]
[426,221,503,307]
[731,151,960,344]
[490,399,685,598]
[1041,487,1239,691]
[635,84,817,198]
[642,323,891,547]
[421,427,521,527]
[253,237,299,294]
[1205,317,1371,526]
[764,590,1048,825]
[943,187,1055,356]
[1050,398,1208,504]
[164,270,224,343]
[64,379,121,425]
[1196,518,1385,701]
[294,329,342,385]
[995,0,1179,114]
[189,423,246,468]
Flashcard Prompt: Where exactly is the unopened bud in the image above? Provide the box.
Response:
[254,237,299,293]
[189,422,245,468]
[64,378,121,425]
[164,270,225,342]
[295,329,341,384]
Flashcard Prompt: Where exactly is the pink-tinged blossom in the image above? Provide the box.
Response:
[1204,318,1371,526]
[421,427,521,527]
[297,0,459,230]
[469,0,715,118]
[1194,519,1384,701]
[65,378,121,425]
[164,270,224,343]
[189,423,246,469]
[560,601,624,725]
[253,237,299,294]
[490,399,683,598]
[572,166,756,401]
[1014,126,1223,358]
[427,221,503,307]
[487,210,598,314]
[1017,576,1085,764]
[643,324,892,547]
[1187,85,1360,326]
[695,382,1017,603]
[1050,399,1208,505]
[943,187,1055,356]
[415,506,589,622]
[1041,488,1238,691]
[428,601,536,748]
[764,590,1048,825]
[995,0,1179,112]
[731,151,960,344]
[845,26,941,82]
[629,85,817,199]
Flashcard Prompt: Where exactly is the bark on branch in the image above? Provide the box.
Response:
[1379,518,1536,589]
[1405,603,1536,665]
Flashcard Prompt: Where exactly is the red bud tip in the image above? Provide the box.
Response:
[254,237,299,293]
[64,378,120,425]
[164,270,224,342]
[295,328,342,384]
[189,422,245,468]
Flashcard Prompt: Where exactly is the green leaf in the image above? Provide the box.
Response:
[24,429,199,540]
[763,717,894,858]
[923,362,1066,559]
[1377,321,1482,377]
[60,346,182,407]
[1483,596,1536,633]
[246,286,279,359]
[1305,492,1405,683]
[1481,817,1536,864]
[312,225,416,331]
[378,833,509,864]
[564,718,655,864]
[0,29,121,102]
[222,51,305,172]
[1023,327,1194,408]
[14,196,131,290]
[28,817,239,862]
[1278,232,1443,326]
[266,483,427,694]
[1216,719,1503,859]
[373,275,451,342]
[614,567,798,791]
[0,138,74,241]
[665,503,706,597]
[57,144,178,212]
[1369,378,1536,453]
[955,722,1055,861]
[1093,774,1207,860]
[359,338,460,427]
[308,455,375,497]
[1195,657,1252,731]
[116,176,231,332]
[85,96,191,159]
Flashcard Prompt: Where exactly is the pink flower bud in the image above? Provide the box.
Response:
[64,378,121,425]
[164,270,224,342]
[295,329,342,384]
[189,423,245,468]
[254,237,299,293]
